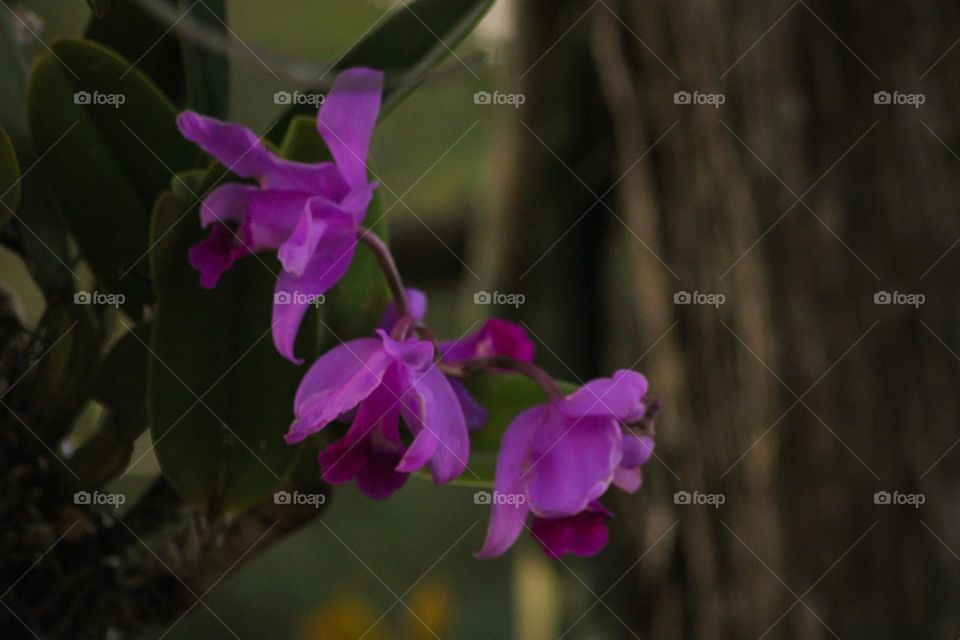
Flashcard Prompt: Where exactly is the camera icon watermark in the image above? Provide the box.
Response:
[274,90,325,108]
[674,490,725,508]
[873,490,924,508]
[473,90,526,108]
[74,90,126,109]
[873,290,924,308]
[673,90,725,108]
[274,291,325,307]
[74,490,126,509]
[273,490,326,508]
[873,90,925,108]
[74,290,125,308]
[473,490,526,506]
[674,290,725,308]
[473,290,526,308]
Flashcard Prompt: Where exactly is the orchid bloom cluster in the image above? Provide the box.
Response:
[176,67,657,559]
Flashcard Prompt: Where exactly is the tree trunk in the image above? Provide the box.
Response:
[485,1,960,636]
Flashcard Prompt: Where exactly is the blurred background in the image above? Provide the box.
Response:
[4,0,960,637]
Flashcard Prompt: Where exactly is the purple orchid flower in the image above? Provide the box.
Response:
[477,370,655,559]
[285,329,469,499]
[379,290,536,429]
[176,67,384,363]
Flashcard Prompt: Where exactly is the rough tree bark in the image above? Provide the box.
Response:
[483,1,960,637]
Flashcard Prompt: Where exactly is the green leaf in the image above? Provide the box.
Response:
[179,0,229,117]
[28,304,103,443]
[147,168,306,514]
[86,0,113,19]
[86,0,185,105]
[27,38,200,317]
[0,15,73,299]
[270,0,495,141]
[324,192,389,340]
[452,373,550,486]
[278,115,328,163]
[0,128,20,229]
[71,322,151,486]
[92,322,151,436]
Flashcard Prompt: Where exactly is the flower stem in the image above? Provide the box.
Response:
[357,226,408,320]
[441,356,564,401]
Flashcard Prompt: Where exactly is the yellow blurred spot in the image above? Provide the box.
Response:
[296,595,385,640]
[404,582,453,640]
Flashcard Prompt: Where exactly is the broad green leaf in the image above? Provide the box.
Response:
[0,128,20,229]
[86,0,185,105]
[454,373,549,486]
[148,168,306,514]
[92,322,151,436]
[0,14,73,298]
[324,192,389,340]
[71,322,151,486]
[278,115,328,163]
[179,0,229,117]
[270,0,495,141]
[0,18,28,149]
[28,304,103,443]
[27,38,200,317]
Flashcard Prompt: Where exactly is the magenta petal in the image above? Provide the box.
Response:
[264,160,348,198]
[621,433,655,468]
[376,330,434,370]
[530,507,611,558]
[341,181,377,224]
[287,338,391,442]
[441,318,535,363]
[277,202,328,276]
[318,386,407,500]
[476,406,546,559]
[379,288,428,331]
[177,112,280,179]
[272,208,358,363]
[451,379,488,431]
[177,111,349,199]
[198,183,257,228]
[612,467,642,492]
[526,410,620,517]
[560,370,649,420]
[188,225,245,288]
[402,366,469,483]
[244,190,314,251]
[395,420,439,475]
[317,68,383,189]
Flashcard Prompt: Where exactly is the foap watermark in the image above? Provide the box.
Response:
[274,90,325,108]
[873,90,925,109]
[474,490,526,506]
[674,490,726,508]
[74,90,126,108]
[874,490,924,508]
[274,291,325,307]
[674,290,725,308]
[474,290,525,308]
[273,490,326,508]
[74,290,125,308]
[874,290,924,308]
[474,90,526,108]
[674,90,725,108]
[74,490,126,509]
